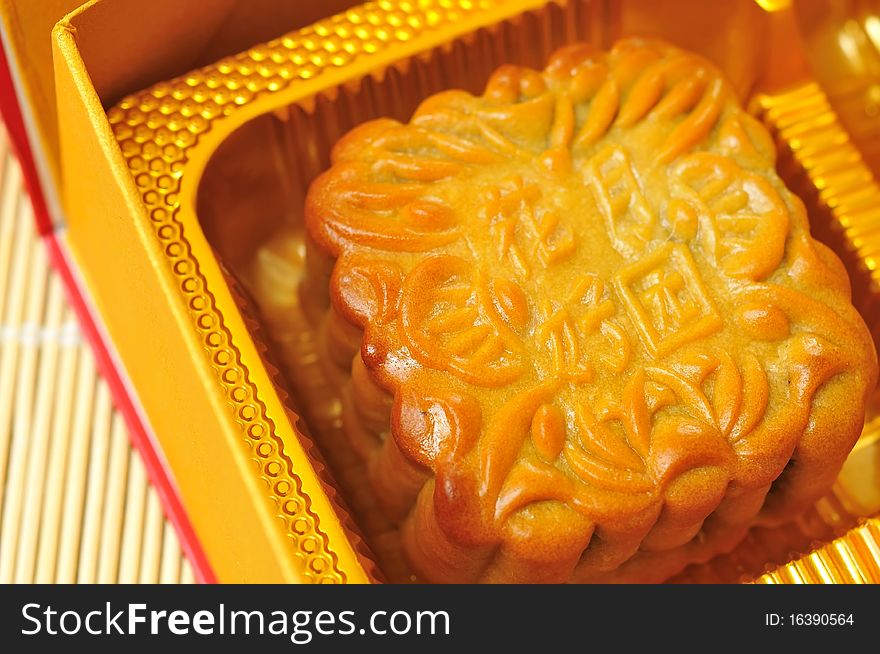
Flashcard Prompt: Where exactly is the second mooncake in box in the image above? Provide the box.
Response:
[303,38,878,583]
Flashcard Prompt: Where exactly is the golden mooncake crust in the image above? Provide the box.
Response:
[304,38,878,583]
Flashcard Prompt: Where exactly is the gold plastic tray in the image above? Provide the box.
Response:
[105,0,880,583]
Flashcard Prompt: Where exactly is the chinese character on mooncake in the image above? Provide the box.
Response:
[304,38,878,583]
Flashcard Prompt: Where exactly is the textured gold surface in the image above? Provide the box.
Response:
[756,519,880,583]
[753,82,880,322]
[790,0,880,175]
[107,0,546,585]
[748,80,880,583]
[0,127,191,584]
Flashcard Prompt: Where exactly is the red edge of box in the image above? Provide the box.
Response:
[0,39,217,584]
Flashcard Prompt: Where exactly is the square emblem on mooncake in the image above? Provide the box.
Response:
[304,38,878,583]
[616,243,722,358]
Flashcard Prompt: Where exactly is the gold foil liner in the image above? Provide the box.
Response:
[106,0,880,583]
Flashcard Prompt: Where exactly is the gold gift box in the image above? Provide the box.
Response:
[4,0,879,582]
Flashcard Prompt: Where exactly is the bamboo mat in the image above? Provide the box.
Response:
[0,125,193,584]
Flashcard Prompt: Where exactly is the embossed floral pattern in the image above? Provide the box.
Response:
[306,39,877,582]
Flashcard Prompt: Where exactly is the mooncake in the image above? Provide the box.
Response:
[303,38,878,583]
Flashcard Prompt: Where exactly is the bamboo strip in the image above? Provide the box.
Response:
[139,489,164,583]
[0,127,8,191]
[13,276,65,583]
[0,158,21,322]
[33,311,79,583]
[76,381,113,583]
[0,131,190,584]
[159,520,182,584]
[0,230,48,582]
[55,351,96,582]
[0,191,31,515]
[117,448,147,583]
[180,557,196,585]
[96,413,130,583]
